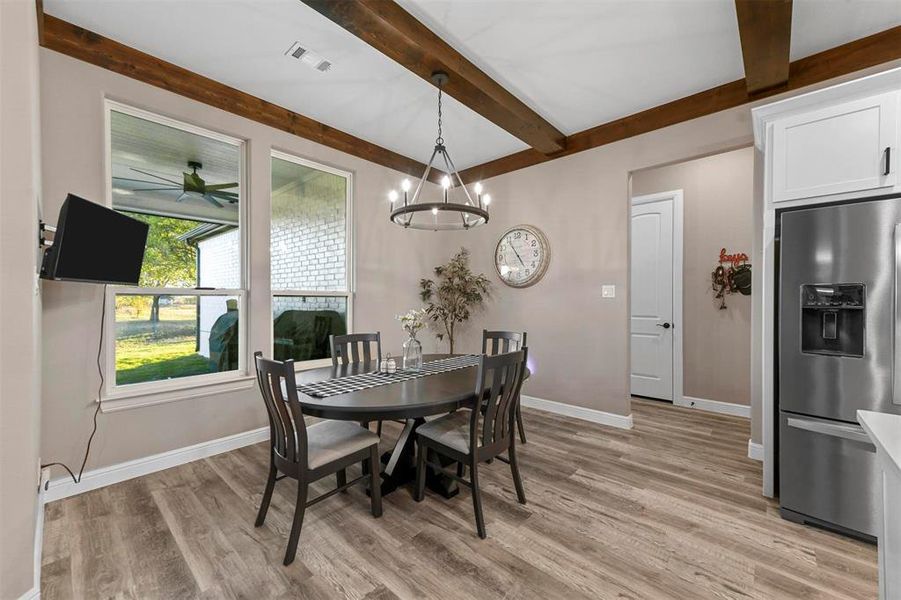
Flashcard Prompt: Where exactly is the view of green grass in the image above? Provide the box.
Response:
[115,298,214,385]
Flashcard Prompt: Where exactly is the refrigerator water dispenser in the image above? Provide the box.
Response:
[800,284,865,357]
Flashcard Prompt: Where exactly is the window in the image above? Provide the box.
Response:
[270,151,352,366]
[106,102,246,393]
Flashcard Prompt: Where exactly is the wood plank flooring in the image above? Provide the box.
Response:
[41,399,878,599]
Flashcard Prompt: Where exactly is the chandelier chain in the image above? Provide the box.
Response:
[436,82,444,145]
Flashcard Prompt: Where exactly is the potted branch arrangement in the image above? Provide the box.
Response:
[419,248,491,354]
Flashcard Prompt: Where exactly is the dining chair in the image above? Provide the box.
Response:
[330,332,399,437]
[253,351,382,566]
[330,332,382,367]
[414,348,529,539]
[482,330,528,443]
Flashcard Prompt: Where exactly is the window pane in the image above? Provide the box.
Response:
[110,109,241,288]
[115,294,240,385]
[271,157,347,291]
[273,296,347,362]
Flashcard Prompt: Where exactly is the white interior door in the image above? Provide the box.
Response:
[630,195,675,400]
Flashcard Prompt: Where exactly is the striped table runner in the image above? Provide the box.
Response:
[297,354,481,398]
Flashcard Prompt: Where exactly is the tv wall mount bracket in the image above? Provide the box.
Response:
[39,221,56,249]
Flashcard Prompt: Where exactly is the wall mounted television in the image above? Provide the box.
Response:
[40,194,149,285]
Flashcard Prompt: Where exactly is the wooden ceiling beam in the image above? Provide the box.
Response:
[39,13,436,180]
[734,0,793,95]
[460,25,901,184]
[299,0,567,155]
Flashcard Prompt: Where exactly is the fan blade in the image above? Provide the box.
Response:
[204,182,239,191]
[130,187,181,192]
[207,190,239,201]
[129,167,181,185]
[203,194,224,208]
[113,176,179,187]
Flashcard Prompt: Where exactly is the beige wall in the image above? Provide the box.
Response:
[632,147,754,407]
[0,1,43,597]
[40,49,447,475]
[434,110,754,419]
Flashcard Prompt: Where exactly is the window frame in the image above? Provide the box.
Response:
[102,100,249,401]
[269,149,354,371]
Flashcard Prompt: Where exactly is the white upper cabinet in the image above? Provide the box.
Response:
[771,92,898,203]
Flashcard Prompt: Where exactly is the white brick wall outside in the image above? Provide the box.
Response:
[271,172,346,292]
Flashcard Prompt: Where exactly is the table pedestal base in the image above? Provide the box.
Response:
[378,417,459,499]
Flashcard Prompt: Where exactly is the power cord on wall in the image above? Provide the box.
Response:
[41,285,106,486]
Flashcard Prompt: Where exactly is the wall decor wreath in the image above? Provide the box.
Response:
[711,248,751,310]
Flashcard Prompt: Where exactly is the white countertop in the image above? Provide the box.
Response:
[858,410,901,480]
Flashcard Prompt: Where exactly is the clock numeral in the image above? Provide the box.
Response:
[514,231,522,239]
[533,250,538,257]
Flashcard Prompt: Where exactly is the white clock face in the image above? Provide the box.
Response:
[495,226,549,288]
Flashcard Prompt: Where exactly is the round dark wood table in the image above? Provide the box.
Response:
[294,353,528,497]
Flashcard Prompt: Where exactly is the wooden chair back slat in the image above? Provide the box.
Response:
[482,330,527,356]
[470,349,527,456]
[254,352,308,468]
[330,333,382,367]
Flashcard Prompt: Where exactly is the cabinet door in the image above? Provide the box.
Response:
[772,92,897,202]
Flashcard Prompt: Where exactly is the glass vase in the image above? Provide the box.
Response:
[402,334,423,371]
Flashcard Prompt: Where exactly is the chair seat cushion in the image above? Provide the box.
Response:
[416,410,472,454]
[307,420,379,470]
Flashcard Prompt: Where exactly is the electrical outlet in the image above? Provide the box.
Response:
[601,284,616,299]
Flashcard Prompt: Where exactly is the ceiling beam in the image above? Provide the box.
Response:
[298,0,567,155]
[39,13,436,180]
[734,0,793,95]
[460,25,901,184]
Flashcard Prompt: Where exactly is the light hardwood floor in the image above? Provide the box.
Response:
[41,399,877,599]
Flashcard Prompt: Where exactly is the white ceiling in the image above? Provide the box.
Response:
[790,0,901,60]
[46,0,901,170]
[45,0,528,170]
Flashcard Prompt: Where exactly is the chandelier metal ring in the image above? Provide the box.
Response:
[389,201,489,230]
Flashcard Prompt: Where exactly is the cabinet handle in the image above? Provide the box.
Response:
[885,147,892,176]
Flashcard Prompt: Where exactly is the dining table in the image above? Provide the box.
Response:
[294,353,529,498]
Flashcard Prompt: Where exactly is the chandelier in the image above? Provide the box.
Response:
[388,72,491,230]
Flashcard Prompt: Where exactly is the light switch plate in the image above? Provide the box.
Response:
[601,284,616,299]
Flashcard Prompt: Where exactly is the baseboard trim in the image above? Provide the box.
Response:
[45,426,268,503]
[521,395,633,430]
[679,395,751,418]
[17,586,40,600]
[747,439,764,462]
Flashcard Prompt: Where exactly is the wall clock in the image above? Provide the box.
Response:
[495,225,550,288]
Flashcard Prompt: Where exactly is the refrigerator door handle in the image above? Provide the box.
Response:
[786,416,875,447]
[896,223,901,406]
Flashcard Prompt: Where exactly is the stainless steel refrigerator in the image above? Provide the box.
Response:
[779,195,901,540]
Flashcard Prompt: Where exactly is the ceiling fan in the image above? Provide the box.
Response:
[113,160,239,208]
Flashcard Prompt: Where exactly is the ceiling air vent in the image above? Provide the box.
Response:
[285,41,332,73]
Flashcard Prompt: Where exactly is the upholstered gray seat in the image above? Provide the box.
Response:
[306,420,380,469]
[415,409,473,455]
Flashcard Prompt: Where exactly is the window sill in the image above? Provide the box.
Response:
[293,358,333,371]
[100,375,257,413]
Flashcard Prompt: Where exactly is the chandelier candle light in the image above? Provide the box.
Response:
[388,72,492,231]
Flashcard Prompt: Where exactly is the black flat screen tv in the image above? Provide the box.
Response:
[40,194,149,285]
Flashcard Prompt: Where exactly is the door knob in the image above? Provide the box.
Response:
[656,322,671,329]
